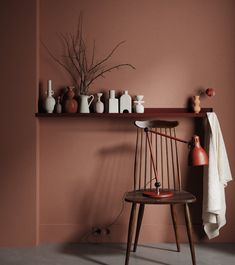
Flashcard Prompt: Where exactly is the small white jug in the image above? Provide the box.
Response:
[79,94,94,113]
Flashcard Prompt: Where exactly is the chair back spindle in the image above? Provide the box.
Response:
[134,120,182,191]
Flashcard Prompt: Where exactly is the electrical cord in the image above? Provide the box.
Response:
[105,191,127,229]
[79,192,127,242]
[80,180,160,242]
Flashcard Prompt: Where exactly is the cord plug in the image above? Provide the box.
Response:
[92,227,110,236]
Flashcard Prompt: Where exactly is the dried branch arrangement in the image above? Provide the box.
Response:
[42,14,136,95]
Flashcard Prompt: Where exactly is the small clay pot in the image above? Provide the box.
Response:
[192,95,201,114]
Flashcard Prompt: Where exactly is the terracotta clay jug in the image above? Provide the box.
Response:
[64,86,78,113]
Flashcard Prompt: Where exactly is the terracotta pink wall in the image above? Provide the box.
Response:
[1,0,234,247]
[39,0,235,243]
[0,0,38,246]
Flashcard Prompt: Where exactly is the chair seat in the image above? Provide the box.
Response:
[125,189,196,204]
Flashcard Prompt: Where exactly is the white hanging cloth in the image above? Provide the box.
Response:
[203,112,233,239]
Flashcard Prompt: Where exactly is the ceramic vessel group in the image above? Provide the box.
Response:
[43,80,145,114]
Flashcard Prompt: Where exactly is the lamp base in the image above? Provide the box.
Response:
[143,190,173,199]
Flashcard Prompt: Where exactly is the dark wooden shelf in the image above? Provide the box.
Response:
[35,108,213,118]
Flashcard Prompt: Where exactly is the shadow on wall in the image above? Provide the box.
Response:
[66,142,135,243]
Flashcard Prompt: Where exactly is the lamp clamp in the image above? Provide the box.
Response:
[154,181,161,195]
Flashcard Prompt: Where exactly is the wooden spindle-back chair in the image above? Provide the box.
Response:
[124,120,197,265]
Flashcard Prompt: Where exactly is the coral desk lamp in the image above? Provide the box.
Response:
[143,127,208,199]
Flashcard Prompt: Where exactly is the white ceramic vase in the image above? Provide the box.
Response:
[55,96,62,113]
[44,80,55,113]
[134,101,145,113]
[134,95,144,113]
[95,93,104,113]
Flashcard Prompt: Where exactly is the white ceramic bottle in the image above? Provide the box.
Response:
[120,90,132,113]
[44,80,56,113]
[95,93,104,113]
[108,90,119,113]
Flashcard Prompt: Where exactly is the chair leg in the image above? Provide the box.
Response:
[133,203,145,252]
[184,203,196,265]
[170,204,180,252]
[125,203,137,265]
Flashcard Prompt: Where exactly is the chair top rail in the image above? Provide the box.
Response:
[135,120,179,129]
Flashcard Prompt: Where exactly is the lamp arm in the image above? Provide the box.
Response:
[145,128,208,167]
[144,128,190,145]
[145,131,159,183]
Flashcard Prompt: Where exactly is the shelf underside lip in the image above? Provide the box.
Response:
[35,108,213,118]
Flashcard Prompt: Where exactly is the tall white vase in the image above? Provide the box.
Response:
[44,80,55,113]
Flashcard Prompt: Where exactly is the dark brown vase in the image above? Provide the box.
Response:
[64,86,78,113]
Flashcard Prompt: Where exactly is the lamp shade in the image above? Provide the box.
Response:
[188,135,208,166]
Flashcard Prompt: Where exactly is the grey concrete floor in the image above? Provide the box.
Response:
[0,243,234,265]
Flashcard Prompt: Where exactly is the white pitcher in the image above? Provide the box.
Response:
[79,94,94,113]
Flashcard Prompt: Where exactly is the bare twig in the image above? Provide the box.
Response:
[42,13,135,95]
[87,63,136,88]
[41,40,78,86]
[75,13,83,45]
[59,33,81,77]
[91,40,96,67]
[89,41,125,73]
